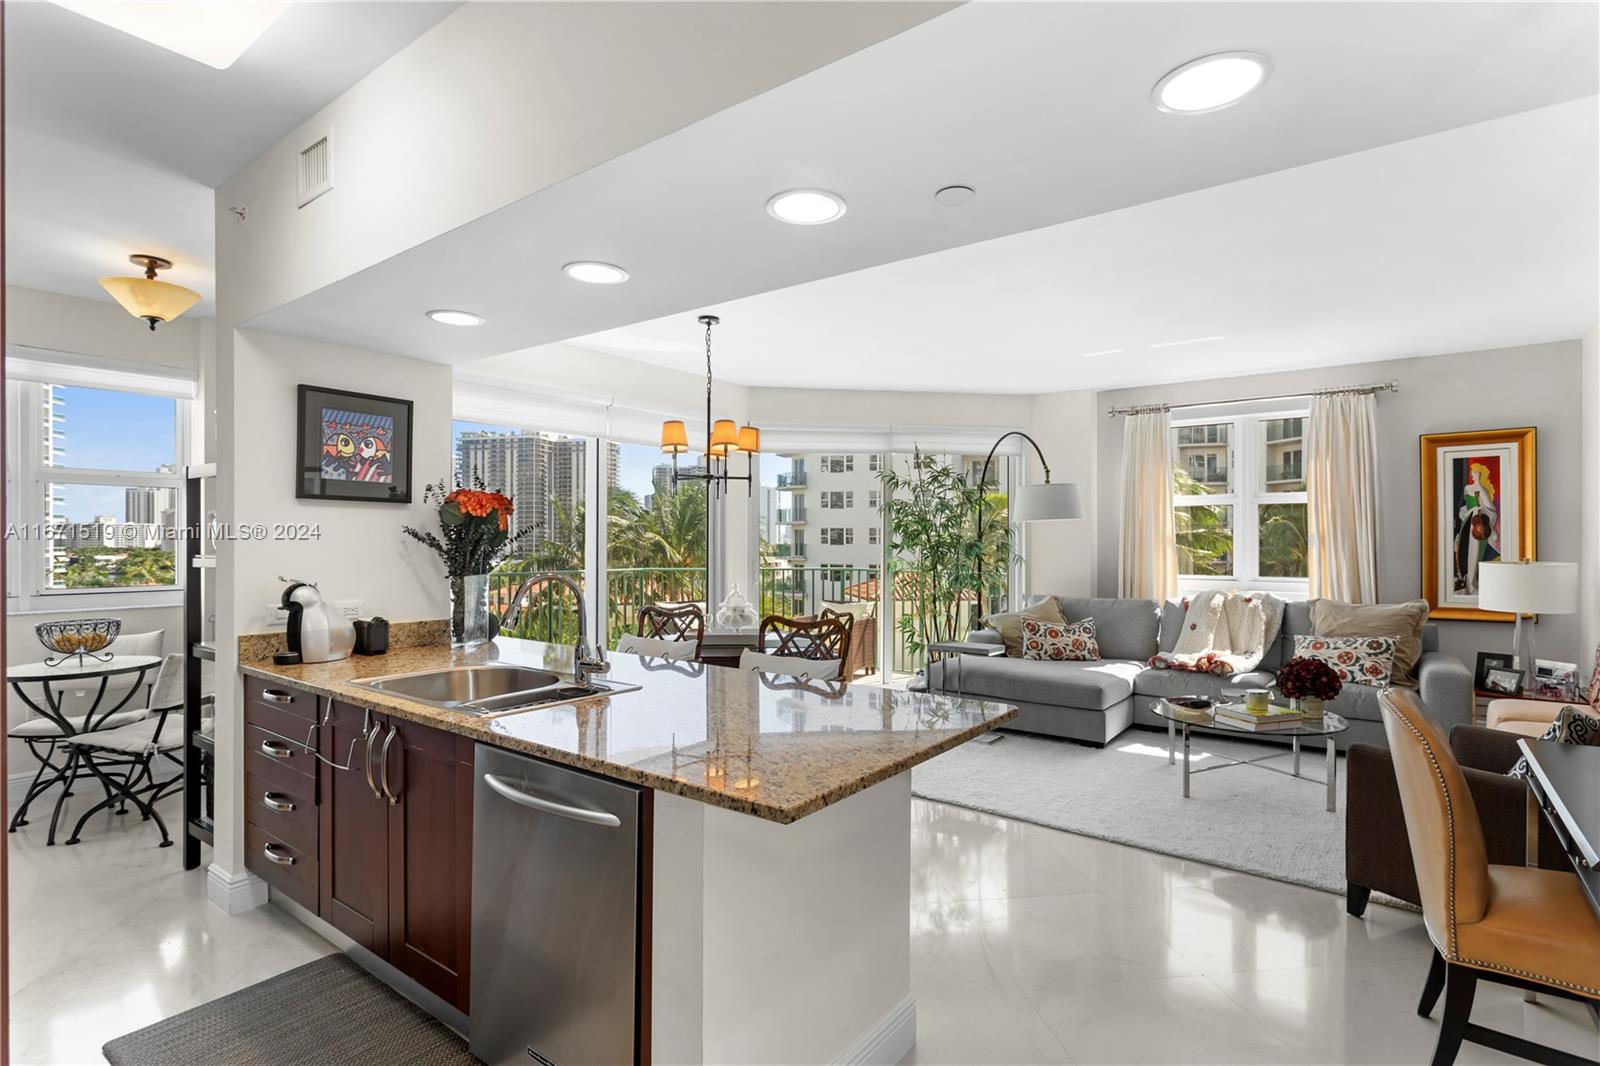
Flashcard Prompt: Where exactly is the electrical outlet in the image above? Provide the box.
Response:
[335,600,363,620]
[267,604,289,625]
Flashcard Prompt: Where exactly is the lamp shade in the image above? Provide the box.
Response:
[710,419,738,452]
[99,276,201,330]
[737,425,761,454]
[659,420,689,454]
[1012,482,1083,523]
[1477,561,1579,615]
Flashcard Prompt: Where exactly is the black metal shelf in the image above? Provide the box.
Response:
[182,468,215,871]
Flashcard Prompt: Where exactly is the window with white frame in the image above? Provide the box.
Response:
[7,371,191,603]
[820,455,854,473]
[820,526,854,546]
[819,490,853,509]
[868,454,881,472]
[1172,413,1308,590]
[868,526,880,546]
[868,489,881,509]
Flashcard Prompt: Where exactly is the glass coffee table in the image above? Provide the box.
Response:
[1151,699,1350,812]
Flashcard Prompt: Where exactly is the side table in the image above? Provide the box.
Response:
[928,641,1007,743]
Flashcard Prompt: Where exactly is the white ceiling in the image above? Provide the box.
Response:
[575,98,1599,394]
[4,0,457,312]
[246,0,1599,386]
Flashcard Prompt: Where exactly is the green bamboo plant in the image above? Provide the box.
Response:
[878,449,1014,664]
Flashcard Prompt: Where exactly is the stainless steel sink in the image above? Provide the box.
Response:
[352,664,639,717]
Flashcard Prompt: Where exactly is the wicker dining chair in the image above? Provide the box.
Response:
[637,603,706,659]
[759,612,852,666]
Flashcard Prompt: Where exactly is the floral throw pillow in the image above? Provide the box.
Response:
[1509,706,1600,779]
[1292,635,1395,688]
[1022,617,1099,662]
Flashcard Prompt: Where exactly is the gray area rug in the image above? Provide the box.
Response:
[912,726,1354,894]
[103,954,478,1066]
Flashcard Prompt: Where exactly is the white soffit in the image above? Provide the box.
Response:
[247,1,1597,373]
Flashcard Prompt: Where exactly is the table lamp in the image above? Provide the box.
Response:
[1478,560,1578,691]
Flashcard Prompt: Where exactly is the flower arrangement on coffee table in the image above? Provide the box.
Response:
[1276,655,1342,712]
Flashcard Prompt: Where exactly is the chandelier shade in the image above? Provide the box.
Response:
[99,255,201,331]
[659,420,689,454]
[737,425,761,454]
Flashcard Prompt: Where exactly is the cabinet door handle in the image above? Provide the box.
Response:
[380,723,399,805]
[262,792,296,813]
[364,721,382,799]
[260,739,294,759]
[263,843,296,866]
[260,689,296,704]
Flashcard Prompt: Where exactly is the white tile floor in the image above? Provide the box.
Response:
[8,792,1598,1065]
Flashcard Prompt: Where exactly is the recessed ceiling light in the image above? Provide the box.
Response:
[934,185,976,207]
[50,1,290,70]
[426,309,484,327]
[1149,335,1225,349]
[766,189,847,225]
[1152,52,1269,114]
[563,261,630,285]
[1080,349,1123,358]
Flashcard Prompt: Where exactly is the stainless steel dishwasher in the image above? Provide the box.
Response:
[471,744,644,1066]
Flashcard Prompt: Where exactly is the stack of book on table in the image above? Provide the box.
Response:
[1213,702,1306,731]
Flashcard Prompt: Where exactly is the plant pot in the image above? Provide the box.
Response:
[449,573,497,649]
[1292,695,1325,720]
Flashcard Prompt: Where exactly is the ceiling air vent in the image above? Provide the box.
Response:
[297,133,332,208]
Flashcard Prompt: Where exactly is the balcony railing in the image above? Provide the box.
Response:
[487,564,1007,683]
[776,472,807,488]
[1265,464,1304,484]
[776,506,807,524]
[1264,421,1305,443]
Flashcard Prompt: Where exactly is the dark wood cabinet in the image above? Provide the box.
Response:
[385,720,475,1012]
[318,700,391,954]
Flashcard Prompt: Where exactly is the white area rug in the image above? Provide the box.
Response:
[911,728,1351,895]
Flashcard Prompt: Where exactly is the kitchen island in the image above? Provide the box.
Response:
[239,636,1015,1065]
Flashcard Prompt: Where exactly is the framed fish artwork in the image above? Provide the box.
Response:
[296,384,414,503]
[1419,427,1535,621]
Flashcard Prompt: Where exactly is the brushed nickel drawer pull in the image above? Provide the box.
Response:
[263,843,296,866]
[262,792,296,813]
[380,723,399,805]
[260,689,296,704]
[260,739,295,759]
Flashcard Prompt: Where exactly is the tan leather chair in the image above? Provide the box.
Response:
[1378,688,1600,1066]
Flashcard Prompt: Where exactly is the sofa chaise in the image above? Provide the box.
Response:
[927,595,1473,749]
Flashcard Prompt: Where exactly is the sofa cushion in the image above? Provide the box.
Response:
[1311,598,1430,683]
[1055,597,1159,662]
[982,598,1066,657]
[945,656,1143,711]
[1133,669,1277,702]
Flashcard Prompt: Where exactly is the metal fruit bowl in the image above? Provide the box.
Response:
[35,618,121,666]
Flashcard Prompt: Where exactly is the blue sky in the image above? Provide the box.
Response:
[54,386,177,523]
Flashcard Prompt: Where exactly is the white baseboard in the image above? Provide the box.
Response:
[8,770,37,809]
[835,996,917,1065]
[206,862,269,915]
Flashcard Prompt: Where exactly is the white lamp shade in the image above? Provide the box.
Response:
[1012,482,1083,523]
[1477,561,1578,615]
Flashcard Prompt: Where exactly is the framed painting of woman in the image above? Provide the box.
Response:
[1419,427,1535,621]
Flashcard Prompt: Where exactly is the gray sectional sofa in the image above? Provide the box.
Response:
[926,596,1473,750]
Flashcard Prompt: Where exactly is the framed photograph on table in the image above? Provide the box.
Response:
[1533,659,1579,701]
[1419,427,1535,621]
[296,385,414,503]
[1483,667,1523,696]
[1474,651,1514,691]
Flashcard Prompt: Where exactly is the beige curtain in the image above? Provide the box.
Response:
[1306,391,1380,603]
[1119,410,1177,599]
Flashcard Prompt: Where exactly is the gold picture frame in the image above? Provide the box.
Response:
[1419,427,1536,622]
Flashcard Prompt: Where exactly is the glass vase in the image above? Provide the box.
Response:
[1293,695,1325,720]
[449,573,496,649]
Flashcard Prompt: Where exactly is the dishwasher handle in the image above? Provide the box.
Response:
[482,772,622,828]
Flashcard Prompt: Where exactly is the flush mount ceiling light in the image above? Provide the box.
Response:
[426,309,484,327]
[1152,52,1270,114]
[50,1,289,70]
[563,261,630,285]
[766,189,847,225]
[99,255,201,331]
[934,185,976,207]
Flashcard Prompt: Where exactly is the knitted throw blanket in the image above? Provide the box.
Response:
[1148,591,1286,676]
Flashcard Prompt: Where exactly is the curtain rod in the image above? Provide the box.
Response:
[1106,380,1398,418]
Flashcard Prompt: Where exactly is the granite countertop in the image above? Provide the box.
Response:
[240,638,1016,824]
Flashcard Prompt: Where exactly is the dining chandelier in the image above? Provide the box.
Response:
[659,314,760,495]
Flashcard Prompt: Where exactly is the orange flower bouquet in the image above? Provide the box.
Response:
[403,477,532,647]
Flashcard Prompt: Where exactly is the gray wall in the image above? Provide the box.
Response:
[1095,340,1585,670]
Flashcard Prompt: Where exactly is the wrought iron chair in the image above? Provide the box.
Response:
[639,603,706,657]
[61,654,199,848]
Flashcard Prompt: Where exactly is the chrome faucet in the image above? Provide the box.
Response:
[500,573,610,684]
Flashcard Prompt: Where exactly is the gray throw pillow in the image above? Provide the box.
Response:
[1507,706,1600,779]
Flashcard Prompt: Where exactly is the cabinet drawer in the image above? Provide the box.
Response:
[245,698,319,749]
[245,723,317,780]
[245,770,317,852]
[245,821,318,912]
[244,676,316,722]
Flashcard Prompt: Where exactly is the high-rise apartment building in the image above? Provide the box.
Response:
[455,431,619,547]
